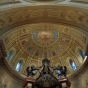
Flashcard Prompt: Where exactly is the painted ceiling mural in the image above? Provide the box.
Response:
[32,31,58,46]
[0,23,87,78]
[0,1,88,88]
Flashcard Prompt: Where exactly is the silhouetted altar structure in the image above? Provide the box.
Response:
[22,58,71,88]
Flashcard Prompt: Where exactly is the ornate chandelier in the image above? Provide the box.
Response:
[23,58,71,88]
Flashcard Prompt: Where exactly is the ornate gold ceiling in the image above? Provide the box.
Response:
[0,1,88,80]
[0,23,87,79]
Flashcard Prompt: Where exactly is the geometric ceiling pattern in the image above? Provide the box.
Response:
[0,0,88,80]
[1,23,87,78]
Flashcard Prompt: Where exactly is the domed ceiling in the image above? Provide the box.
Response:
[1,22,87,78]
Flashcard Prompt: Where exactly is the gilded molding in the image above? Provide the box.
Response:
[0,8,88,32]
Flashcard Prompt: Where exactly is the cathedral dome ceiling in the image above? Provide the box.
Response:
[0,1,88,80]
[1,23,88,79]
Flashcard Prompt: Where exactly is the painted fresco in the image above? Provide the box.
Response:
[32,31,58,46]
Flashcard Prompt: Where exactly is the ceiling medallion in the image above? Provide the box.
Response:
[32,31,58,46]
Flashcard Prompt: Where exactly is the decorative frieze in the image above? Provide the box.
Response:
[0,8,88,32]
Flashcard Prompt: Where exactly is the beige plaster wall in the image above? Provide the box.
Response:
[71,68,88,88]
[0,60,22,88]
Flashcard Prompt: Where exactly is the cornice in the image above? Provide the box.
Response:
[0,6,88,36]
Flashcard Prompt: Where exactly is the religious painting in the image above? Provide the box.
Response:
[21,38,29,46]
[32,31,58,46]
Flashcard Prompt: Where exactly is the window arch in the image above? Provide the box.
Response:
[79,50,86,60]
[15,61,23,72]
[69,59,77,71]
[76,47,87,60]
[6,50,14,61]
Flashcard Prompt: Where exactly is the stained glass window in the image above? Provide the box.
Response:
[78,49,86,60]
[16,61,22,72]
[80,51,86,60]
[69,59,77,71]
[6,50,14,61]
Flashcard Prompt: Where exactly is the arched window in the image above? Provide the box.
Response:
[79,50,86,60]
[77,48,87,60]
[15,61,22,72]
[6,50,14,61]
[69,59,77,71]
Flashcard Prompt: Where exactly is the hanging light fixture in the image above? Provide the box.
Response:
[23,58,71,88]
